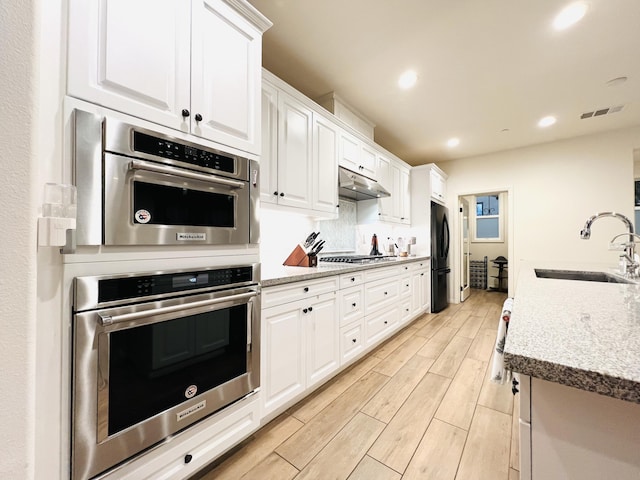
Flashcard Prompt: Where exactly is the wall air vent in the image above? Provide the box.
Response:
[580,105,624,119]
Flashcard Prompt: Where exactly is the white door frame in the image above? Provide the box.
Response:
[459,198,471,302]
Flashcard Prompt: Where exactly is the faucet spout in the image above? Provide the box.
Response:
[580,212,634,240]
[581,212,638,277]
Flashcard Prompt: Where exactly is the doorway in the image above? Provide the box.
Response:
[457,190,510,300]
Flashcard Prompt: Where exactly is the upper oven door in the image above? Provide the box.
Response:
[104,153,250,245]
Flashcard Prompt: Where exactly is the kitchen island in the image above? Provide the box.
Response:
[504,263,640,480]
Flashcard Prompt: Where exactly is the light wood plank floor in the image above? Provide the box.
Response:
[194,290,518,480]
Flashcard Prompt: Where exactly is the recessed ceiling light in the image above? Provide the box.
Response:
[398,70,418,89]
[446,137,460,148]
[538,116,557,128]
[553,2,588,30]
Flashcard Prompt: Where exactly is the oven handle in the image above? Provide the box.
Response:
[98,290,258,326]
[129,159,246,189]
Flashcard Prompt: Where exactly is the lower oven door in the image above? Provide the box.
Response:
[104,153,251,245]
[71,285,260,480]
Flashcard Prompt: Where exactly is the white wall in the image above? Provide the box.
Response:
[441,126,640,299]
[0,0,39,478]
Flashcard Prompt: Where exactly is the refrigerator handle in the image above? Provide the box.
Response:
[442,213,450,260]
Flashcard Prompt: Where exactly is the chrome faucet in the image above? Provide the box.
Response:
[580,212,639,277]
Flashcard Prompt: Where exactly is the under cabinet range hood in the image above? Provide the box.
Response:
[338,167,391,201]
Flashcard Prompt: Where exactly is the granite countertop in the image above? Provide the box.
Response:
[504,262,640,404]
[261,255,430,287]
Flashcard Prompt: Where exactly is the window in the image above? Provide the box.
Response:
[474,193,503,242]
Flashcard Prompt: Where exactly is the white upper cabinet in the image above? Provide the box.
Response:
[339,130,377,180]
[68,0,270,155]
[260,81,279,205]
[430,167,447,204]
[375,154,411,224]
[312,114,339,214]
[276,91,313,210]
[190,0,263,153]
[261,72,338,218]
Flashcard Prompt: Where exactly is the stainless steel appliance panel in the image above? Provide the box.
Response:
[72,109,260,247]
[71,265,260,480]
[103,153,250,245]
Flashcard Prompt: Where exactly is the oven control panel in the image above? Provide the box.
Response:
[133,131,236,174]
[97,266,254,304]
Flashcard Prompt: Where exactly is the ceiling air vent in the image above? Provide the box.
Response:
[580,105,624,119]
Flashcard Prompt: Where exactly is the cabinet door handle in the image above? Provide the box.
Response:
[195,113,203,122]
[352,302,356,307]
[352,338,357,343]
[280,192,285,197]
[384,291,388,295]
[303,308,308,314]
[308,306,313,312]
[273,191,278,196]
[304,287,309,292]
[181,109,190,118]
[384,320,388,324]
[421,273,424,276]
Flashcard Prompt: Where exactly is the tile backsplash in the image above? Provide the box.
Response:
[260,200,420,268]
[317,199,357,253]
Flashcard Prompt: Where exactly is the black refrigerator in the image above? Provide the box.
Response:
[431,201,451,313]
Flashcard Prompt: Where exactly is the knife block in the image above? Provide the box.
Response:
[283,245,318,267]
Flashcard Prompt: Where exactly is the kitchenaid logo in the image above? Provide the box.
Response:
[177,400,206,422]
[177,233,206,241]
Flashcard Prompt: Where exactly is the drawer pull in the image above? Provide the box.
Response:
[351,277,355,282]
[352,338,357,343]
[384,320,388,324]
[352,302,357,307]
[303,308,308,313]
[308,306,313,312]
[384,291,388,295]
[304,287,309,292]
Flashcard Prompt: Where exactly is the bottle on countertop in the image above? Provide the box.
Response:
[370,233,381,256]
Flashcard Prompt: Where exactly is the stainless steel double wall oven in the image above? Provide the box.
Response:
[69,109,262,478]
[73,109,259,247]
[71,264,260,480]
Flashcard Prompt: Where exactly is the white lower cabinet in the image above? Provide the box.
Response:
[399,274,412,323]
[261,260,431,418]
[261,298,306,416]
[365,305,400,346]
[340,321,364,364]
[306,292,340,389]
[519,375,640,480]
[261,282,339,417]
[411,266,430,315]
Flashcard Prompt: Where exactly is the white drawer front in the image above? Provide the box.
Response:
[262,276,339,309]
[364,264,401,283]
[340,285,365,327]
[365,305,400,346]
[339,271,365,288]
[399,275,411,297]
[407,259,429,272]
[340,321,364,364]
[365,277,400,315]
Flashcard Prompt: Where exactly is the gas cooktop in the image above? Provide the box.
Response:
[319,255,397,264]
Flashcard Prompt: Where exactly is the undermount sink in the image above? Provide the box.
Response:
[534,268,635,284]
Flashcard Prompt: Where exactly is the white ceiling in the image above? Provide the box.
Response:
[248,0,640,166]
